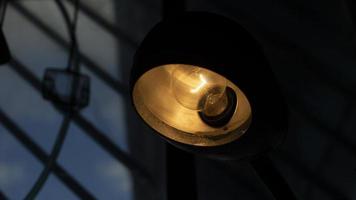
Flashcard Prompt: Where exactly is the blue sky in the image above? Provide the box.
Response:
[0,1,141,199]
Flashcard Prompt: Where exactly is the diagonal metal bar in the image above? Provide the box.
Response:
[66,0,139,47]
[0,190,8,200]
[8,58,153,186]
[10,1,129,95]
[251,156,297,200]
[0,108,96,200]
[275,152,347,199]
[288,97,356,156]
[7,3,151,183]
[205,0,356,99]
[213,161,273,199]
[304,144,336,199]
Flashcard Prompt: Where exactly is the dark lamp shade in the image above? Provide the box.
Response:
[130,12,287,160]
[133,64,252,147]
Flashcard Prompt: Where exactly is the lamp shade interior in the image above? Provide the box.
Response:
[132,64,252,146]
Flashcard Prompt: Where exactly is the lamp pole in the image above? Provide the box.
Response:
[251,155,298,200]
[162,1,198,200]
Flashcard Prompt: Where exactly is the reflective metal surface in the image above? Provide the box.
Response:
[133,64,252,146]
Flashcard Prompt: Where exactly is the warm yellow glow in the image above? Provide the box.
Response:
[190,74,207,93]
[172,66,228,115]
[132,64,252,147]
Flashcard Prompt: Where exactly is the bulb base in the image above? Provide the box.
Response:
[198,87,237,128]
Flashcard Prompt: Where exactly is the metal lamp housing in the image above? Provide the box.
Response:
[130,12,287,160]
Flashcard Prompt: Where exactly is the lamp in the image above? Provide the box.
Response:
[130,12,287,160]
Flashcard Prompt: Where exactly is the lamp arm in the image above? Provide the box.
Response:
[251,155,298,200]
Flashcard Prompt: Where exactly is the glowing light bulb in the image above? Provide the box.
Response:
[171,66,228,116]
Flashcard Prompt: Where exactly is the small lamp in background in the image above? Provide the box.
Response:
[130,12,287,160]
[42,69,90,111]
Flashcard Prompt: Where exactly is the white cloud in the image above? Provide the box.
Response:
[0,162,24,188]
[96,160,133,193]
